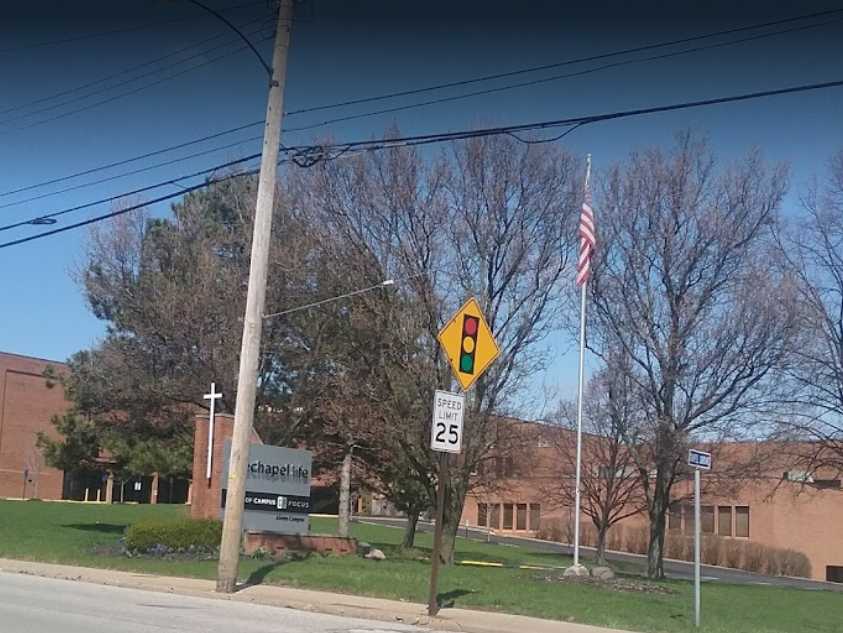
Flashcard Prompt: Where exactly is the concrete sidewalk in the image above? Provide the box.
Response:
[0,558,631,633]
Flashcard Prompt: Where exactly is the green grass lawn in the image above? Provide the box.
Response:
[1,500,841,633]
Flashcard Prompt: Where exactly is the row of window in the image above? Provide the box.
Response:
[477,502,541,531]
[475,456,516,478]
[668,504,750,538]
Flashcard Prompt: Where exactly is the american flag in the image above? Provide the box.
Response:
[576,183,596,287]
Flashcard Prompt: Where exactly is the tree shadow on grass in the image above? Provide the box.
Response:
[61,523,127,534]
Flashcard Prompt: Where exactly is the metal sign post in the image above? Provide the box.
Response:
[694,468,701,628]
[688,448,711,628]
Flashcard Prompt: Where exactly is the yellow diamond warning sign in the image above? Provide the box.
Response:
[437,297,500,391]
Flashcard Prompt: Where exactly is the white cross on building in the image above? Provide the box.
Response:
[204,382,223,481]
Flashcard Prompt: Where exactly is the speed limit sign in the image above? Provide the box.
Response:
[431,390,464,453]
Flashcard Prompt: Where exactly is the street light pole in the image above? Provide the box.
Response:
[216,0,294,594]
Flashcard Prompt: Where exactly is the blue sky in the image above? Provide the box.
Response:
[1,1,841,416]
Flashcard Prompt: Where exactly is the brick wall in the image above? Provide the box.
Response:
[0,352,68,499]
[190,413,262,520]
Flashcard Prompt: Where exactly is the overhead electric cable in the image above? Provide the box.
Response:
[284,15,843,133]
[0,14,271,120]
[0,135,264,210]
[0,0,268,54]
[1,30,274,132]
[6,8,837,198]
[285,8,843,116]
[3,76,843,249]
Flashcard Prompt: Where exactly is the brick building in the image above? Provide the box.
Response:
[0,352,68,499]
[0,350,187,504]
[459,421,843,583]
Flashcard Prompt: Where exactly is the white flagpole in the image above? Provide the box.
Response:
[573,154,591,569]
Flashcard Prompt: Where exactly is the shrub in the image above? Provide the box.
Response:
[778,549,811,578]
[536,518,565,543]
[763,548,781,576]
[581,524,597,548]
[665,534,685,560]
[743,543,766,573]
[679,536,694,562]
[607,525,625,551]
[626,526,649,555]
[723,539,744,569]
[125,518,222,554]
[702,536,723,566]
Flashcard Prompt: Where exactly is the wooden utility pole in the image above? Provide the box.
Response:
[216,0,294,594]
[337,448,353,538]
[427,452,450,616]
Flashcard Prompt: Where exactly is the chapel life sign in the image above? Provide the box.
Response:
[220,440,313,534]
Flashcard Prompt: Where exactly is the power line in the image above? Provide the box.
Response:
[16,13,828,138]
[0,14,272,120]
[185,0,272,76]
[3,76,843,249]
[284,15,843,133]
[0,153,263,233]
[1,27,274,132]
[0,1,268,55]
[0,120,264,198]
[284,8,843,117]
[5,39,272,134]
[0,167,266,249]
[288,78,843,159]
[0,134,264,210]
[5,8,836,199]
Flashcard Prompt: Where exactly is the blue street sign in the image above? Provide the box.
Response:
[688,449,712,470]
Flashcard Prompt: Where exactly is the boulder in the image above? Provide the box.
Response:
[591,566,616,581]
[563,564,589,578]
[364,548,386,561]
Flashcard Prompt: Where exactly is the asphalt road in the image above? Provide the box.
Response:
[358,517,843,592]
[0,571,435,633]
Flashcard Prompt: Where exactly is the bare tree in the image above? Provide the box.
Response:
[588,133,798,578]
[773,150,843,478]
[546,359,645,565]
[289,134,579,558]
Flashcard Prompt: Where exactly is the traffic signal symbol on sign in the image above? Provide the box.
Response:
[460,316,479,374]
[437,297,500,391]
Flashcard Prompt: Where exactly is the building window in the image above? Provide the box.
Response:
[701,506,715,534]
[827,566,843,583]
[516,504,527,530]
[503,503,514,529]
[718,506,732,536]
[494,455,515,478]
[489,503,501,529]
[529,503,541,530]
[477,503,488,527]
[668,502,682,532]
[682,504,695,535]
[735,506,750,538]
